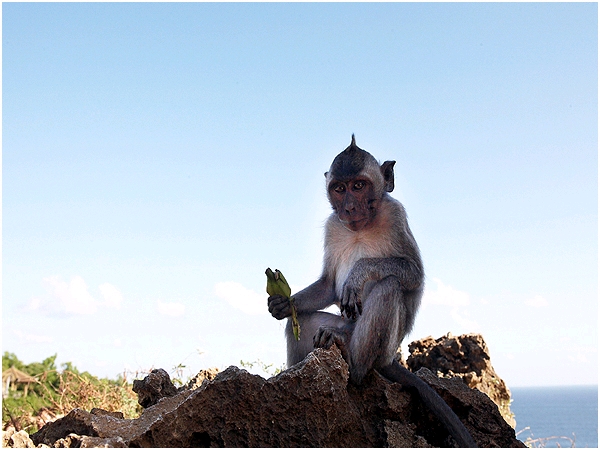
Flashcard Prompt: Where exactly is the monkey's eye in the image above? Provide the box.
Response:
[333,184,345,193]
[353,181,366,190]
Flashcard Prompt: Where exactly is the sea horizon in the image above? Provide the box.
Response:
[510,385,598,448]
[510,383,598,388]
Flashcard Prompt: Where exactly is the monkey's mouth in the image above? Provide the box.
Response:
[340,217,369,232]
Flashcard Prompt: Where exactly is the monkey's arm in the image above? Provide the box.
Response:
[268,276,337,320]
[341,256,423,319]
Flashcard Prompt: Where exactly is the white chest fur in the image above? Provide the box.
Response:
[333,241,371,298]
[326,216,396,298]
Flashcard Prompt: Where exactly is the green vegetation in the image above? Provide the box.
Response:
[239,359,284,377]
[2,352,141,434]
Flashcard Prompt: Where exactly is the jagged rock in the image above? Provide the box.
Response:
[33,408,61,433]
[2,426,13,447]
[31,346,524,448]
[2,427,35,448]
[30,408,96,447]
[407,333,516,427]
[53,433,127,448]
[183,367,220,391]
[414,368,519,448]
[131,368,178,408]
[90,408,124,420]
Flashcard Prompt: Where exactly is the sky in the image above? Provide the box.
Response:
[2,3,597,388]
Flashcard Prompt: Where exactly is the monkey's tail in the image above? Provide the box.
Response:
[378,360,477,448]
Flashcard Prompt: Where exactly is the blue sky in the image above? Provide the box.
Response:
[2,3,597,387]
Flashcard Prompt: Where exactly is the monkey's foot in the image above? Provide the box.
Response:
[313,326,350,362]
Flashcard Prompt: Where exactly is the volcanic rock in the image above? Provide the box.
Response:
[131,368,178,408]
[31,345,524,448]
[407,333,516,427]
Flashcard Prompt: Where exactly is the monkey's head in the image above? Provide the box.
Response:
[325,135,396,232]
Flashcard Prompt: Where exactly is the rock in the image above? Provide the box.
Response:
[131,368,178,408]
[2,427,35,448]
[32,408,61,433]
[30,408,96,447]
[407,332,516,427]
[90,408,124,420]
[53,433,127,448]
[31,345,524,448]
[183,367,220,390]
[2,426,14,447]
[414,368,520,447]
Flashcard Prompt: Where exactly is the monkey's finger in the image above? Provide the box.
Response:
[342,305,356,321]
[268,296,291,319]
[269,308,290,320]
[340,300,350,319]
[340,290,351,318]
[268,300,287,315]
[313,328,334,349]
[341,288,359,320]
[344,300,357,321]
[267,294,289,306]
[356,298,363,316]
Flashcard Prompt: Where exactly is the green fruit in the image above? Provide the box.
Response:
[265,268,291,298]
[265,268,300,340]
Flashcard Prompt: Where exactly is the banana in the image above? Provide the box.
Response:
[265,268,300,340]
[265,268,291,298]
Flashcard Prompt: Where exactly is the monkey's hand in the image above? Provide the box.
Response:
[340,279,366,321]
[267,294,292,320]
[341,261,377,320]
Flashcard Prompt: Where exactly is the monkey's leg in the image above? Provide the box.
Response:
[286,311,345,368]
[347,275,405,384]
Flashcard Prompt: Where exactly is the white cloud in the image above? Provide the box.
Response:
[156,300,186,317]
[99,283,123,309]
[422,278,470,307]
[14,330,53,344]
[450,308,479,330]
[214,281,267,315]
[43,275,98,315]
[566,346,597,364]
[31,276,124,316]
[26,297,43,312]
[525,295,548,308]
[422,278,479,330]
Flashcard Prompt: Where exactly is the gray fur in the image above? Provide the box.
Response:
[267,137,477,447]
[269,137,424,382]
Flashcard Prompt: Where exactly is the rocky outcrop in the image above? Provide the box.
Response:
[2,427,35,448]
[131,368,178,409]
[183,367,219,390]
[407,333,515,427]
[30,345,523,448]
[130,367,221,409]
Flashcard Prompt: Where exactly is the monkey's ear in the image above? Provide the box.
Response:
[381,161,396,192]
[324,171,329,178]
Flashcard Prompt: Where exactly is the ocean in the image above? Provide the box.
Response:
[510,385,598,448]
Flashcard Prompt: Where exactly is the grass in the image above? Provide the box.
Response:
[2,352,141,434]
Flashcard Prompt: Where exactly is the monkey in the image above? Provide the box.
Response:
[268,135,477,448]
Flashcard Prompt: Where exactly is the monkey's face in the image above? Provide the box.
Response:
[328,178,378,232]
